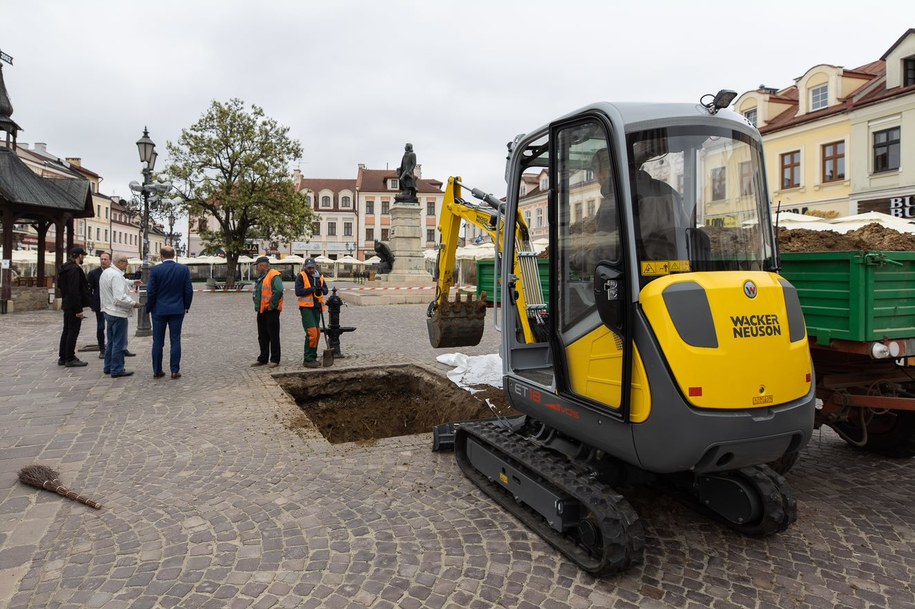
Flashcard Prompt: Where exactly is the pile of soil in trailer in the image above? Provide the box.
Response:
[778,224,915,252]
[276,365,516,444]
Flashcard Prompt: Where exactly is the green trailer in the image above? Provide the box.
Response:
[779,251,915,346]
[476,258,550,306]
[779,251,915,457]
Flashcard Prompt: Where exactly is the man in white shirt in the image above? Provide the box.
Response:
[99,255,140,378]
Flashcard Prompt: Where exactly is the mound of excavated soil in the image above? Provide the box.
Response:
[778,224,915,252]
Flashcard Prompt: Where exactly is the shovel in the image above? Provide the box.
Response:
[320,309,334,367]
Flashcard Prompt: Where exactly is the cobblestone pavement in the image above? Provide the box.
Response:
[1,283,914,609]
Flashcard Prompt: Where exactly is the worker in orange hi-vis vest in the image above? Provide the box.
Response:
[251,256,284,368]
[295,258,328,368]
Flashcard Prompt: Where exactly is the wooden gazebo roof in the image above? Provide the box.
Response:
[0,147,93,219]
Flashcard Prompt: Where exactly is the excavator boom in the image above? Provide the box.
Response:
[427,177,547,348]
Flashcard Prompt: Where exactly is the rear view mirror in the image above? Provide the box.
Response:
[594,262,623,330]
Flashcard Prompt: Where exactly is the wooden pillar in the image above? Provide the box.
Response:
[38,219,52,291]
[1,208,14,308]
[65,216,74,255]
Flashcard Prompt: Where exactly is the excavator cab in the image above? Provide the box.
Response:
[434,96,816,575]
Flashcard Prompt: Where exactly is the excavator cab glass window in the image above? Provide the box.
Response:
[627,126,773,284]
[555,121,621,332]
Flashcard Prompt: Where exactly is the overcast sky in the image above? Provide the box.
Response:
[3,1,912,206]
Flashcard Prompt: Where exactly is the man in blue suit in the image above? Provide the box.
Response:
[146,245,193,379]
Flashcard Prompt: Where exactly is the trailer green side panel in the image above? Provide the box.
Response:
[779,251,915,344]
[477,259,549,305]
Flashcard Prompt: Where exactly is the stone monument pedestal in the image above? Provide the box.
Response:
[380,201,433,287]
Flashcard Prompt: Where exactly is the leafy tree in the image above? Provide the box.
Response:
[166,99,314,285]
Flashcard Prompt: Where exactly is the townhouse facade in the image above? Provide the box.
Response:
[353,165,443,257]
[733,29,915,218]
[187,164,445,261]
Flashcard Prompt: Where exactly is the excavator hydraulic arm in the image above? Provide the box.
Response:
[427,177,547,348]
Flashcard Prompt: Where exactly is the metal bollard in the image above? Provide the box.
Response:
[323,287,356,357]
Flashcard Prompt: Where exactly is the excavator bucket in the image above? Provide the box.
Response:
[427,292,489,348]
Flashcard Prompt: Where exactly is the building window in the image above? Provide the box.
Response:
[574,202,582,223]
[343,222,352,237]
[426,229,435,243]
[104,229,108,241]
[365,228,374,241]
[321,196,332,208]
[96,204,100,216]
[312,222,321,236]
[105,208,109,220]
[780,151,801,189]
[535,208,543,228]
[307,195,313,207]
[96,227,101,240]
[524,211,531,226]
[739,161,754,196]
[328,222,337,236]
[904,57,915,87]
[712,167,727,200]
[341,196,351,208]
[821,141,845,182]
[810,84,828,111]
[381,228,390,241]
[381,201,390,215]
[390,179,399,190]
[587,200,595,217]
[426,201,435,216]
[540,177,549,191]
[744,108,757,127]
[365,201,374,214]
[874,127,901,173]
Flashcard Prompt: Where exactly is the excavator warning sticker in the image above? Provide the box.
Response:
[640,260,691,276]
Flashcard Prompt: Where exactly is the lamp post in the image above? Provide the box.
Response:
[128,128,171,337]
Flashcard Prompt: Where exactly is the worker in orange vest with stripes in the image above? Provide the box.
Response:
[295,258,328,368]
[251,256,284,368]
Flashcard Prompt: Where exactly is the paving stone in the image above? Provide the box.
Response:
[0,291,912,608]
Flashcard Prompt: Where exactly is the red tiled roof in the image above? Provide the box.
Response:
[757,59,906,135]
[296,178,356,194]
[356,168,442,194]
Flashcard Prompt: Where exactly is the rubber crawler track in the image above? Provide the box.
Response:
[672,464,797,537]
[454,421,645,576]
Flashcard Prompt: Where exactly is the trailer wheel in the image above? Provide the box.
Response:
[833,410,915,458]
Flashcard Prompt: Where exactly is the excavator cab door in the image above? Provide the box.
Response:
[547,116,634,419]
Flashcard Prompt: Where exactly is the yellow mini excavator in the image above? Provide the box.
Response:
[428,91,816,575]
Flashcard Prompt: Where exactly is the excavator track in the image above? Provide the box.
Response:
[666,464,796,537]
[454,421,644,576]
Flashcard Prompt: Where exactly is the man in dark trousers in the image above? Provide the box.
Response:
[251,256,283,368]
[295,258,328,368]
[146,246,193,380]
[57,247,92,367]
[86,251,111,359]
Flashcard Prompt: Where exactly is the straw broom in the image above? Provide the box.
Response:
[17,464,102,509]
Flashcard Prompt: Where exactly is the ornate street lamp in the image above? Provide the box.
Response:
[128,128,171,337]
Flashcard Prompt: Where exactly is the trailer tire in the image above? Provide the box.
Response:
[834,410,915,458]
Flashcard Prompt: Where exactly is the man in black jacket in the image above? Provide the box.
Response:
[86,251,111,359]
[57,247,92,367]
